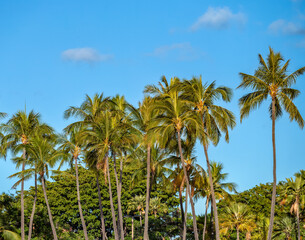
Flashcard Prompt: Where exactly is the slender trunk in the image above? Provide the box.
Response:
[96,174,107,240]
[75,157,89,240]
[236,227,239,240]
[177,131,199,240]
[179,176,185,239]
[203,144,220,240]
[132,216,134,240]
[140,212,142,227]
[267,98,277,240]
[21,149,26,240]
[183,181,188,240]
[297,204,300,240]
[41,176,58,240]
[106,154,119,240]
[202,196,209,240]
[112,152,124,239]
[28,172,37,240]
[119,155,124,240]
[144,145,151,240]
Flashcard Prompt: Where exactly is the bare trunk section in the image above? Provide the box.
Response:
[131,216,134,240]
[144,145,151,240]
[119,155,124,240]
[203,144,220,240]
[28,172,37,240]
[106,154,119,240]
[96,174,107,240]
[75,157,89,240]
[41,176,58,240]
[177,131,199,240]
[179,175,185,239]
[236,228,239,240]
[202,196,209,240]
[183,180,188,240]
[297,204,300,240]
[21,149,26,240]
[267,98,277,240]
[112,152,124,239]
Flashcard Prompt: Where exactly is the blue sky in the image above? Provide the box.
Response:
[0,0,305,213]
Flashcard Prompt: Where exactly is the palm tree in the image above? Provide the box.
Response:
[219,202,256,240]
[0,110,52,240]
[273,216,296,240]
[149,197,167,218]
[182,76,236,240]
[193,161,236,240]
[58,127,89,240]
[64,94,109,240]
[238,47,305,240]
[147,77,201,240]
[128,195,146,227]
[280,176,305,240]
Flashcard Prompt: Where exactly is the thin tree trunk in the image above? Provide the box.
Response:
[297,204,300,240]
[112,152,124,239]
[140,212,142,227]
[74,157,89,240]
[203,144,220,240]
[21,149,26,240]
[179,176,185,239]
[237,228,239,240]
[96,174,107,240]
[144,145,151,240]
[28,172,37,240]
[106,154,119,240]
[132,216,134,240]
[202,196,209,240]
[177,131,199,240]
[41,176,58,240]
[267,98,277,240]
[183,180,188,240]
[119,155,124,240]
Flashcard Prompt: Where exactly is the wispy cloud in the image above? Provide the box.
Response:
[190,7,246,31]
[61,48,113,63]
[147,43,203,61]
[268,19,305,35]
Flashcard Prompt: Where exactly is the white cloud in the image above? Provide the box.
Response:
[268,19,305,35]
[61,48,113,63]
[147,43,203,61]
[190,7,246,31]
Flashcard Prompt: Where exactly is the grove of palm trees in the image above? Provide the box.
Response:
[0,47,304,240]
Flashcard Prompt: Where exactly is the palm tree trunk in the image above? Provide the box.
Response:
[267,98,277,240]
[96,174,107,240]
[297,204,300,240]
[132,216,134,240]
[203,143,220,240]
[119,155,124,240]
[28,172,37,240]
[236,228,240,240]
[140,212,142,227]
[179,176,185,239]
[112,152,124,239]
[183,180,188,240]
[41,176,58,240]
[21,149,26,240]
[144,145,151,240]
[106,154,119,240]
[74,157,89,240]
[202,196,209,240]
[177,131,199,240]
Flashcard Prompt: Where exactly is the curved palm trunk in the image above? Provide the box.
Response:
[183,180,188,240]
[96,174,107,240]
[74,157,89,240]
[267,98,277,240]
[41,176,58,240]
[112,152,124,240]
[28,172,37,240]
[144,145,151,240]
[21,149,26,240]
[177,131,199,240]
[202,196,209,240]
[179,176,185,239]
[106,154,119,240]
[203,144,220,240]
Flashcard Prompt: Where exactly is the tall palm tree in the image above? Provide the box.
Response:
[193,161,236,240]
[182,76,236,240]
[58,126,89,240]
[0,110,52,240]
[280,176,305,240]
[148,78,201,240]
[64,94,109,240]
[219,202,256,240]
[238,47,305,240]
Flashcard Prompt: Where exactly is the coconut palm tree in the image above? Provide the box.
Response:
[0,110,52,240]
[128,195,146,227]
[147,78,202,240]
[272,216,296,240]
[219,202,256,240]
[238,47,305,240]
[58,126,89,240]
[182,76,236,240]
[149,197,167,218]
[280,176,305,240]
